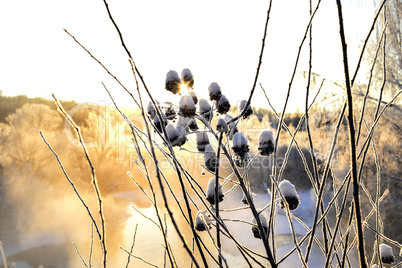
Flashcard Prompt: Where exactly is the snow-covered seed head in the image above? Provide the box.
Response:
[204,144,219,173]
[196,132,210,152]
[216,117,228,133]
[165,124,180,146]
[188,118,198,131]
[164,103,176,121]
[179,95,196,117]
[279,180,300,210]
[208,82,222,101]
[198,99,212,121]
[206,177,223,205]
[251,213,268,239]
[380,244,395,264]
[232,132,249,158]
[258,129,275,156]
[165,70,181,95]
[175,125,187,146]
[153,113,167,133]
[372,265,379,268]
[195,211,210,232]
[147,101,158,119]
[224,114,238,140]
[239,100,253,119]
[181,68,194,89]
[217,95,231,115]
[189,90,198,105]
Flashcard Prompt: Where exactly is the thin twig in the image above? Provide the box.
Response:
[73,242,89,268]
[39,131,103,260]
[119,246,159,268]
[52,95,108,267]
[335,1,367,266]
[125,224,138,268]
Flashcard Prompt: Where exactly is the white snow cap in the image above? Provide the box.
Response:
[208,82,221,95]
[207,177,222,197]
[195,211,209,226]
[217,94,229,105]
[179,95,196,110]
[147,100,159,119]
[181,68,193,81]
[166,124,179,140]
[196,132,209,144]
[204,144,215,161]
[380,244,394,257]
[216,117,228,133]
[189,90,198,104]
[251,213,268,228]
[232,132,248,147]
[371,265,379,268]
[205,144,215,154]
[239,100,248,111]
[258,129,275,145]
[204,144,215,163]
[198,99,211,113]
[166,70,180,83]
[279,180,298,198]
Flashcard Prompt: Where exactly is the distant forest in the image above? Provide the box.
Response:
[0,92,317,130]
[0,92,89,127]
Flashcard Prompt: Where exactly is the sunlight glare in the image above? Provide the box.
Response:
[180,83,189,96]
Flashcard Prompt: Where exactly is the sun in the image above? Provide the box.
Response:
[180,83,189,96]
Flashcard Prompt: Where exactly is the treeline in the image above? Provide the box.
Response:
[0,92,90,127]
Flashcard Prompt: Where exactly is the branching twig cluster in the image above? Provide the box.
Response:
[37,0,402,267]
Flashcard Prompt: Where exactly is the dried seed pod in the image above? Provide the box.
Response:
[279,180,300,211]
[208,82,222,101]
[165,124,180,146]
[195,211,210,232]
[196,132,210,152]
[251,213,268,239]
[258,129,275,156]
[179,95,196,117]
[217,95,231,115]
[239,100,253,119]
[204,144,219,173]
[380,244,395,264]
[206,177,224,205]
[165,70,181,95]
[198,99,212,121]
[181,68,194,89]
[188,118,199,131]
[216,117,228,133]
[175,125,187,146]
[147,100,159,119]
[153,113,167,133]
[232,132,249,159]
[164,103,177,121]
[189,90,198,105]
